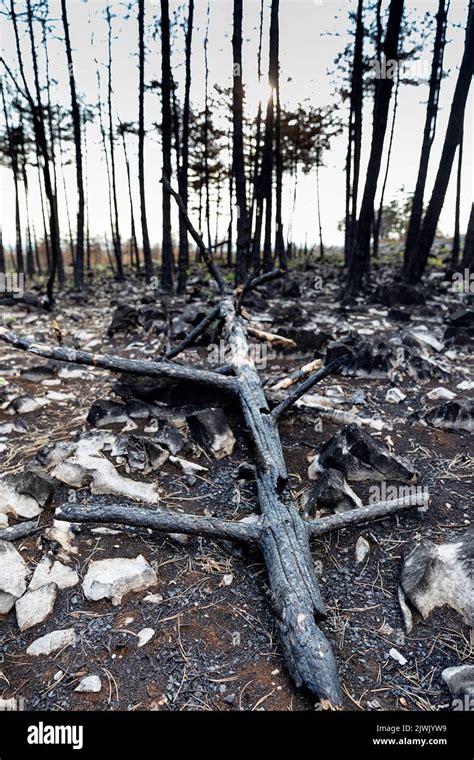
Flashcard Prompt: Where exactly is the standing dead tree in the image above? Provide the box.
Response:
[0,177,427,707]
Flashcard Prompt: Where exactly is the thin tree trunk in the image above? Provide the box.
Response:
[262,0,279,273]
[138,0,153,281]
[345,0,404,296]
[0,80,23,274]
[450,123,463,269]
[160,0,173,292]
[177,0,194,294]
[273,0,286,270]
[406,3,473,284]
[373,68,400,259]
[0,229,5,274]
[203,2,212,252]
[120,128,140,273]
[403,0,449,276]
[316,158,324,259]
[344,0,364,266]
[249,0,264,246]
[106,5,123,280]
[462,202,474,269]
[232,0,250,283]
[61,0,85,289]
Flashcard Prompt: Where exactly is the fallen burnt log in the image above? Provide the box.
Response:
[56,492,426,546]
[0,177,427,709]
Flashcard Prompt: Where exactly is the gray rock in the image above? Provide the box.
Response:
[304,468,362,516]
[82,555,157,606]
[442,665,474,707]
[26,628,76,656]
[400,526,473,626]
[15,583,57,631]
[187,408,235,459]
[75,675,102,693]
[425,400,474,434]
[29,556,79,591]
[0,540,30,613]
[317,424,417,482]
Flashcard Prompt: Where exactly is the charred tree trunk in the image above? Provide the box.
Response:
[232,0,250,284]
[345,0,404,296]
[160,0,174,292]
[177,0,194,294]
[403,0,448,276]
[10,0,60,299]
[273,0,286,271]
[249,0,264,250]
[61,0,85,289]
[106,5,124,280]
[462,202,474,269]
[138,0,153,282]
[261,0,279,272]
[344,0,364,266]
[450,123,463,269]
[0,80,23,274]
[406,3,473,284]
[373,68,400,259]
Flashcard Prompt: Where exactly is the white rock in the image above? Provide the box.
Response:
[27,628,76,656]
[222,573,234,586]
[389,647,407,666]
[137,627,155,647]
[0,540,30,612]
[0,480,42,520]
[82,555,157,606]
[355,536,370,564]
[0,513,8,528]
[29,556,79,591]
[385,388,406,404]
[426,387,456,401]
[142,593,164,604]
[15,583,57,631]
[75,675,102,693]
[457,380,474,391]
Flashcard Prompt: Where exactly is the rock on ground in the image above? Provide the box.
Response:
[0,540,30,614]
[75,675,102,693]
[15,583,57,631]
[187,408,236,459]
[29,556,79,591]
[82,555,157,606]
[400,526,473,626]
[26,628,76,656]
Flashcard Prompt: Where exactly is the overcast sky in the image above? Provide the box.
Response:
[0,0,472,252]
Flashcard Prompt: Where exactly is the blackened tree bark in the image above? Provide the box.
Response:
[138,0,153,281]
[403,0,448,276]
[232,0,250,284]
[462,203,474,269]
[118,123,139,272]
[373,68,400,259]
[21,0,60,302]
[0,80,23,274]
[106,5,123,280]
[406,2,473,284]
[261,0,279,272]
[61,0,84,289]
[249,0,264,250]
[450,123,463,269]
[0,228,4,274]
[345,0,404,296]
[160,0,173,292]
[177,0,194,293]
[344,0,364,266]
[273,0,286,270]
